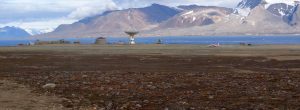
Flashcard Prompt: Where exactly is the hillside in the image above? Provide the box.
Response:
[0,26,31,39]
[34,1,300,38]
[39,4,181,38]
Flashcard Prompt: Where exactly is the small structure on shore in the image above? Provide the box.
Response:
[73,40,80,44]
[125,31,138,45]
[208,42,220,47]
[95,37,107,45]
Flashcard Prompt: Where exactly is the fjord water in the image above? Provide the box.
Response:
[0,36,300,46]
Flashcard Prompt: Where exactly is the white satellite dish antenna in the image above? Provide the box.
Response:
[125,8,139,45]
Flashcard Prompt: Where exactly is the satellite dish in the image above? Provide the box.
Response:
[125,31,138,45]
[125,9,139,45]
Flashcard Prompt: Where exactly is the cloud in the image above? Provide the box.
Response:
[0,0,118,34]
[67,0,117,19]
[112,0,297,9]
[112,0,242,9]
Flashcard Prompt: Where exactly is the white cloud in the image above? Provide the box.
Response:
[113,0,242,9]
[67,0,117,19]
[0,0,116,12]
[0,0,118,34]
[113,0,298,9]
[0,0,118,21]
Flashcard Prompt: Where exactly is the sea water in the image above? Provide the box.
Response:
[0,36,300,46]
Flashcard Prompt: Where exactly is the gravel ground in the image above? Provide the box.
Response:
[0,45,299,109]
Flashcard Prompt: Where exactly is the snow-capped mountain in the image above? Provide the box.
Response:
[159,6,233,28]
[267,3,293,16]
[25,28,55,35]
[284,3,300,26]
[237,0,263,9]
[33,1,300,38]
[245,3,288,27]
[234,0,265,16]
[0,26,31,38]
[234,0,293,17]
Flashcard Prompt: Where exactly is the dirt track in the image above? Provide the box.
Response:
[0,45,300,109]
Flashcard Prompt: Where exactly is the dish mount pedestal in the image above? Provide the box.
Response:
[125,31,139,45]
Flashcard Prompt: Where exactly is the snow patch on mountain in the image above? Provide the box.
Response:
[181,11,194,16]
[284,3,300,26]
[267,3,294,16]
[234,0,263,16]
[159,6,233,29]
[0,29,7,32]
[237,0,262,9]
[25,28,55,35]
[235,8,251,16]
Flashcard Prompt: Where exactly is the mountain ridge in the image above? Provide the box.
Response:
[0,26,31,38]
[34,1,300,38]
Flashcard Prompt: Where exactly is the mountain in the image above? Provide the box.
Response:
[145,2,292,36]
[234,0,263,16]
[267,3,293,16]
[177,5,203,10]
[34,1,300,38]
[242,3,290,33]
[41,4,181,38]
[235,0,293,17]
[25,28,55,35]
[236,0,263,9]
[0,26,31,38]
[158,6,233,28]
[284,3,300,26]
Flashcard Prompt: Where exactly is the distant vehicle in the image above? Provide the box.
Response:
[208,43,220,47]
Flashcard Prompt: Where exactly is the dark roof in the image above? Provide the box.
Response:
[97,37,106,39]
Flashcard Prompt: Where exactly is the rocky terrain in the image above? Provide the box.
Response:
[0,80,64,110]
[0,45,300,109]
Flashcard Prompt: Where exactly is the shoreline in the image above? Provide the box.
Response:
[0,44,299,59]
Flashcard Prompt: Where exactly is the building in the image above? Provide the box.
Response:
[95,37,107,45]
[73,41,81,44]
[35,39,71,45]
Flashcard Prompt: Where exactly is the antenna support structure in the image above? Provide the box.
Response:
[125,31,139,45]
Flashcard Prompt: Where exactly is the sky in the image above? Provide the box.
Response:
[0,0,296,34]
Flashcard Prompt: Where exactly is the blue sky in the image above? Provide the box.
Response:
[0,0,295,34]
